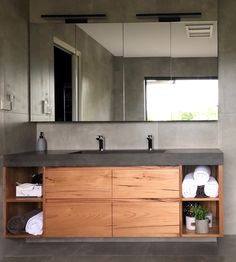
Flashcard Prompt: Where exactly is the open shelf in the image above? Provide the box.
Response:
[5,233,44,239]
[6,198,43,203]
[182,198,219,202]
[180,165,223,238]
[182,225,219,238]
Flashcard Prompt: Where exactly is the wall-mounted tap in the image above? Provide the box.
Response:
[147,135,153,151]
[96,135,105,151]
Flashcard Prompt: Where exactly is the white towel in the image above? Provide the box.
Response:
[182,173,198,198]
[193,166,211,186]
[25,211,43,236]
[204,177,219,197]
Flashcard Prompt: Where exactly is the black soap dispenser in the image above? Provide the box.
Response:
[36,132,47,151]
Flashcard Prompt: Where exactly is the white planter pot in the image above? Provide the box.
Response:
[186,216,195,231]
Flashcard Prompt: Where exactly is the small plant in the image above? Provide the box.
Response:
[190,206,208,220]
[184,203,199,217]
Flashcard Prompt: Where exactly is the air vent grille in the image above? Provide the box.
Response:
[186,24,213,38]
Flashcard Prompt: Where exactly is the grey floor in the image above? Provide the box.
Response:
[1,237,236,262]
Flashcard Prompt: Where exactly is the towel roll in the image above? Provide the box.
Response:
[204,177,219,198]
[193,166,211,186]
[182,173,198,198]
[7,209,42,235]
[25,211,43,236]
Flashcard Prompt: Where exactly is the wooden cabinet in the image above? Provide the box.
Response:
[3,165,224,238]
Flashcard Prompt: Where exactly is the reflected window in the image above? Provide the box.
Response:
[145,78,218,121]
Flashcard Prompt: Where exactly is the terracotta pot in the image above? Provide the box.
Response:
[195,219,209,234]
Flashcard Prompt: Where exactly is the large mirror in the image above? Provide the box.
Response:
[30,21,218,122]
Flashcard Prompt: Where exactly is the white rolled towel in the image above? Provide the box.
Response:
[182,173,198,198]
[25,211,43,236]
[193,166,211,186]
[204,177,219,197]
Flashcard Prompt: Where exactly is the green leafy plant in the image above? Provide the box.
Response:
[190,206,208,220]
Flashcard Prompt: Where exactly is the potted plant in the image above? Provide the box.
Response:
[190,206,209,234]
[184,203,199,231]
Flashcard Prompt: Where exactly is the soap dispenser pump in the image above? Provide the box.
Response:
[36,132,47,151]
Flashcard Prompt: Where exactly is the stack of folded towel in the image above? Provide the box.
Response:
[182,166,219,198]
[7,209,43,236]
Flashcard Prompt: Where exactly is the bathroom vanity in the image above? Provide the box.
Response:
[3,149,224,238]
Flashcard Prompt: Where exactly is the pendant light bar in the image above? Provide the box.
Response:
[136,12,202,22]
[41,14,107,23]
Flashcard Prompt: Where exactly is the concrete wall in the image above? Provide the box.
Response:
[30,0,236,234]
[0,0,36,156]
[218,0,236,236]
[0,0,36,243]
[30,23,76,121]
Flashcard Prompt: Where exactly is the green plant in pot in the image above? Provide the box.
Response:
[190,206,209,234]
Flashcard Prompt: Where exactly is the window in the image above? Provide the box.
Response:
[145,78,218,121]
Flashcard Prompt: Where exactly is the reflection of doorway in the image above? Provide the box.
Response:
[54,46,72,121]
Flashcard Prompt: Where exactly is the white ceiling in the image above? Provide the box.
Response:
[77,21,217,58]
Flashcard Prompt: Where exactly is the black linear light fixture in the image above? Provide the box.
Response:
[136,12,202,22]
[41,14,107,23]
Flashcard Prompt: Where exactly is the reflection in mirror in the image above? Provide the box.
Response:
[30,23,77,121]
[145,78,218,121]
[124,21,218,121]
[76,23,123,121]
[123,22,171,121]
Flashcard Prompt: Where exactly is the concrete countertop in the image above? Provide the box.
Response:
[3,149,223,167]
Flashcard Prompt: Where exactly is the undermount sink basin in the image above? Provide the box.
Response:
[70,149,166,154]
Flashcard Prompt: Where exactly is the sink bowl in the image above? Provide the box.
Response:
[70,149,166,154]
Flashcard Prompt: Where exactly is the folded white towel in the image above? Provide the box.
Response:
[193,166,211,186]
[204,177,219,198]
[25,212,43,236]
[16,183,42,197]
[182,173,198,198]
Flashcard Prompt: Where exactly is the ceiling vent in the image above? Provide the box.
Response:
[186,24,213,38]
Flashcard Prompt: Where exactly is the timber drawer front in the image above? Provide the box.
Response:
[45,167,112,199]
[113,167,180,199]
[45,202,112,237]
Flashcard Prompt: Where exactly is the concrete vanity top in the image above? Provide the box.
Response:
[3,149,223,167]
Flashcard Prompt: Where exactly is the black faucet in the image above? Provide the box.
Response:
[147,135,153,151]
[96,135,105,151]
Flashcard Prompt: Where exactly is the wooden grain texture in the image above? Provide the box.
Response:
[45,202,112,237]
[113,201,180,237]
[179,165,183,238]
[45,168,112,199]
[218,165,224,237]
[113,167,180,199]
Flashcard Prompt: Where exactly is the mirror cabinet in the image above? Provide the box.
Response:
[30,21,218,122]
